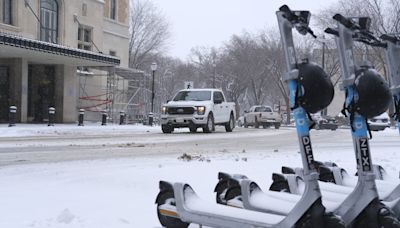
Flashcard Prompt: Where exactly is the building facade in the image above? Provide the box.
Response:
[0,0,130,123]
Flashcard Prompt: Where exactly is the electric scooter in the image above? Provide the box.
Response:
[214,12,400,228]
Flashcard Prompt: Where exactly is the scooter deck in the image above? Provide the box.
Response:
[171,182,286,228]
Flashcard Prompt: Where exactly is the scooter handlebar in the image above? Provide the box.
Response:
[279,4,292,15]
[356,38,387,48]
[333,14,358,29]
[278,5,316,38]
[380,34,400,43]
[324,28,339,37]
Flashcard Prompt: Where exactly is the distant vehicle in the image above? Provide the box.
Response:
[243,105,282,129]
[314,115,338,131]
[160,89,236,133]
[368,112,390,131]
[282,112,295,125]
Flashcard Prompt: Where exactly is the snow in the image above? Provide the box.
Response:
[0,124,399,228]
[184,189,285,225]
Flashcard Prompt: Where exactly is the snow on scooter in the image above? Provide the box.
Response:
[154,5,345,228]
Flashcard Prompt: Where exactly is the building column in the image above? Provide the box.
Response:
[11,58,28,122]
[55,65,77,123]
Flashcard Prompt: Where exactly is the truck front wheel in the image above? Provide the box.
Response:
[189,126,197,133]
[203,114,214,133]
[162,124,173,133]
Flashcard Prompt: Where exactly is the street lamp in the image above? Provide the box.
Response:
[149,62,157,126]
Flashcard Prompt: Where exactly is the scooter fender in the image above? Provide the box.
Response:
[155,180,174,204]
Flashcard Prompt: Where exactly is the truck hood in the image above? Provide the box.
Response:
[164,100,212,107]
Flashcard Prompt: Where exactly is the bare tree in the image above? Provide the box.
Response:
[129,0,171,69]
[188,46,220,88]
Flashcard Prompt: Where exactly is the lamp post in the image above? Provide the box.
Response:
[149,62,157,126]
[317,35,328,116]
[212,63,216,88]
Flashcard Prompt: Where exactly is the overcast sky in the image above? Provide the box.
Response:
[150,0,339,60]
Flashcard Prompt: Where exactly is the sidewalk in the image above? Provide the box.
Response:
[0,123,161,138]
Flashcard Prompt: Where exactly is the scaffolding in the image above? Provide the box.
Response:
[78,66,154,124]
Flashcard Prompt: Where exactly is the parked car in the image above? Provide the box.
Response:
[160,89,236,133]
[312,113,338,130]
[243,105,282,129]
[368,112,390,131]
[315,116,338,130]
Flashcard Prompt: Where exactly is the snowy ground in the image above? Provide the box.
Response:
[0,123,399,228]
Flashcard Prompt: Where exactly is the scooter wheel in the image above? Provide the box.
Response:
[156,190,189,228]
[296,212,345,228]
[214,179,229,205]
[379,215,400,228]
[378,206,400,228]
[225,185,242,201]
[354,201,400,228]
[323,213,346,228]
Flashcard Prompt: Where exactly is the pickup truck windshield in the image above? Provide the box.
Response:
[255,107,272,112]
[173,91,212,101]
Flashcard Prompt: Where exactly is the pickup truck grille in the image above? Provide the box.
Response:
[168,107,195,115]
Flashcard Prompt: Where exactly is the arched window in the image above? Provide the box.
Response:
[40,0,58,43]
[110,0,116,20]
[3,0,13,25]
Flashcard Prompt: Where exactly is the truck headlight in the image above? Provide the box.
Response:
[161,106,168,114]
[196,106,205,115]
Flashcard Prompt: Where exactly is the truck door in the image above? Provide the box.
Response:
[213,91,224,123]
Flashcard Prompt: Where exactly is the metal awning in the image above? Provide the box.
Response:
[0,32,120,66]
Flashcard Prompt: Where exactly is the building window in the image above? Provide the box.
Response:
[40,0,58,43]
[3,0,12,25]
[110,0,116,20]
[78,25,92,51]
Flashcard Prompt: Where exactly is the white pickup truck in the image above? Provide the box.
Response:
[160,89,236,133]
[244,105,282,129]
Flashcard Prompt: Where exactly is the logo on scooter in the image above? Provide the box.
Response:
[302,136,315,170]
[359,138,371,171]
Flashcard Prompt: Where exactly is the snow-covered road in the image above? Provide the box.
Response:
[0,124,399,227]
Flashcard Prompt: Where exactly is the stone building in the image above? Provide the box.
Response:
[0,0,130,123]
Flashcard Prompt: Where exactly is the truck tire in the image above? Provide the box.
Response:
[189,126,197,133]
[274,123,281,129]
[203,114,214,133]
[162,124,173,133]
[225,114,235,132]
